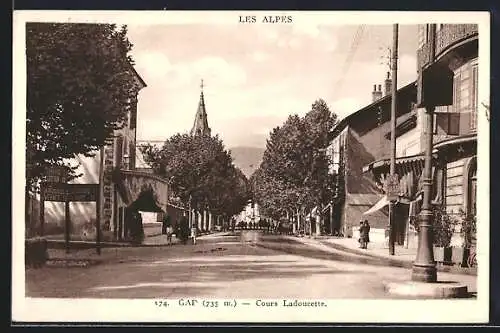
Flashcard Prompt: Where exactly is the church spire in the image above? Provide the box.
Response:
[191,79,211,137]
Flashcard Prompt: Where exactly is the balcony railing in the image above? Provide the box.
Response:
[435,24,478,57]
[417,41,432,70]
[417,24,478,71]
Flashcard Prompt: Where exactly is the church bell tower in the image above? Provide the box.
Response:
[190,79,211,137]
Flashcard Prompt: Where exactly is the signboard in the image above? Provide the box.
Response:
[384,174,400,202]
[39,180,101,255]
[42,182,99,202]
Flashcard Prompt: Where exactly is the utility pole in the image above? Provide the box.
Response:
[388,24,399,256]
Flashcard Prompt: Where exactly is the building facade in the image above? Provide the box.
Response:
[363,24,478,247]
[26,63,184,242]
[327,80,417,242]
[236,201,260,225]
[417,24,478,246]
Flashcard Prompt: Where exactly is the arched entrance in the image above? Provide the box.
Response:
[114,170,170,242]
[124,186,164,243]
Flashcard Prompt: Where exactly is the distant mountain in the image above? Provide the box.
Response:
[229,146,265,179]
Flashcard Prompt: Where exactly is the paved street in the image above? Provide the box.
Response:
[26,232,477,299]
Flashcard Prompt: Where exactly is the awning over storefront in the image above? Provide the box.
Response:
[362,195,389,215]
[362,153,430,173]
[362,192,423,216]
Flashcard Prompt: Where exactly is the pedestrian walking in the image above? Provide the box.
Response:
[191,224,197,245]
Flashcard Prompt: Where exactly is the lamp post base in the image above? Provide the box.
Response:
[384,281,468,299]
[411,264,437,282]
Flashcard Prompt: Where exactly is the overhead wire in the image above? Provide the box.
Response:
[332,25,366,98]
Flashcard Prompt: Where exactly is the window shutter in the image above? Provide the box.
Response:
[448,113,460,135]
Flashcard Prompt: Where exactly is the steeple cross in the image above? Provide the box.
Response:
[200,79,204,91]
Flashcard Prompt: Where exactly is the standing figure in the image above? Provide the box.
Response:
[363,219,371,248]
[358,221,367,249]
[179,212,189,245]
[130,211,144,244]
[191,222,197,245]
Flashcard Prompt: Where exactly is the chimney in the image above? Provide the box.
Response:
[384,72,392,96]
[372,84,382,102]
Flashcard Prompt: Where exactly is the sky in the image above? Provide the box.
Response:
[127,23,418,149]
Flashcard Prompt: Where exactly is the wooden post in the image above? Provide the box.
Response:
[96,188,101,255]
[96,145,105,255]
[64,186,71,254]
[389,24,399,256]
[39,186,45,237]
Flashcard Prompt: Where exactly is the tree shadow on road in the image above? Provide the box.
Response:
[259,237,411,269]
[26,244,371,299]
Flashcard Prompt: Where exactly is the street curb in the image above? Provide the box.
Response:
[259,238,477,276]
[46,231,230,249]
[317,239,411,264]
[47,239,180,249]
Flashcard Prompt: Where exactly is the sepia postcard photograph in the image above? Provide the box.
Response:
[12,10,490,323]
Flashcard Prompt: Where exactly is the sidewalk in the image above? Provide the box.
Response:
[46,230,230,248]
[282,235,477,276]
[43,231,232,266]
[321,237,416,264]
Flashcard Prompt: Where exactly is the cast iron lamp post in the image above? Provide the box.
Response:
[411,23,438,283]
[411,106,438,282]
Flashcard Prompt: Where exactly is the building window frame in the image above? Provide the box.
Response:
[463,156,477,218]
[470,64,478,131]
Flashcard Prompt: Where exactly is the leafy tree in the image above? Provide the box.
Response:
[209,166,251,218]
[252,99,338,223]
[140,134,250,218]
[26,23,140,190]
[302,99,338,207]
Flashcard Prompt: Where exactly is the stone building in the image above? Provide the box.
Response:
[27,62,179,241]
[362,24,478,248]
[326,78,417,242]
[416,24,478,246]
